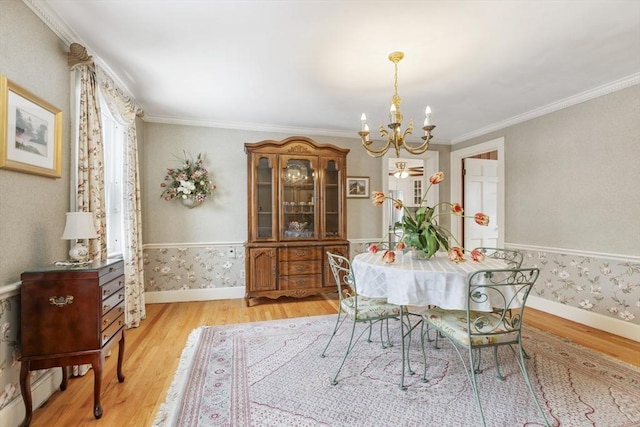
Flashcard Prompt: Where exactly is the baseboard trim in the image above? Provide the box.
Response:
[145,287,246,304]
[0,368,62,427]
[528,295,639,342]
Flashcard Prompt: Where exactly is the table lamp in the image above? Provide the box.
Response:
[60,212,98,263]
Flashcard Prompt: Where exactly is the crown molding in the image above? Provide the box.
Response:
[22,0,77,46]
[24,0,140,108]
[143,114,360,139]
[451,73,640,144]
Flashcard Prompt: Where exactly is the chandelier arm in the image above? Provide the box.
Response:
[403,139,430,155]
[360,134,393,157]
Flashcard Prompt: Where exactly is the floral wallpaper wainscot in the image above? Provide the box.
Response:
[522,249,640,324]
[144,245,245,292]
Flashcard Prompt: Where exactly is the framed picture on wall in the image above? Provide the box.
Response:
[346,176,369,198]
[0,75,62,178]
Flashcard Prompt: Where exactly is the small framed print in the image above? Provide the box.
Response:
[0,75,62,178]
[347,176,369,198]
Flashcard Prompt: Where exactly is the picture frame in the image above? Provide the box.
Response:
[346,176,370,198]
[0,75,62,178]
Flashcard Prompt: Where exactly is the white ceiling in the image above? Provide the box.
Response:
[30,0,640,143]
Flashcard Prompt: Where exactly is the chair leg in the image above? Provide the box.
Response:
[468,347,488,427]
[493,346,505,381]
[379,318,393,349]
[320,311,346,358]
[420,321,430,383]
[329,319,359,386]
[512,343,551,426]
[399,314,408,390]
[366,320,374,343]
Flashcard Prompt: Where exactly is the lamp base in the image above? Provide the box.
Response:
[68,241,89,263]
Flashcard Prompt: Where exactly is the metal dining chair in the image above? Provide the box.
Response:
[474,247,523,268]
[420,268,549,427]
[321,252,406,386]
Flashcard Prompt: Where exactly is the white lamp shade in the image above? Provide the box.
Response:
[61,212,99,240]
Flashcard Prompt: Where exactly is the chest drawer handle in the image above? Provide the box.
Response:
[295,265,307,272]
[294,250,307,257]
[49,295,74,307]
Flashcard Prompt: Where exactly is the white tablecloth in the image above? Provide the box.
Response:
[352,251,515,311]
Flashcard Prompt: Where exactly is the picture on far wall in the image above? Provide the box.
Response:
[346,176,369,198]
[0,75,62,178]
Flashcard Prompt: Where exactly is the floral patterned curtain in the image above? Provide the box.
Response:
[71,60,106,377]
[96,66,146,327]
[70,43,146,328]
[76,64,108,261]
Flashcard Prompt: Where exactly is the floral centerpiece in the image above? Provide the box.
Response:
[160,151,216,206]
[370,171,489,264]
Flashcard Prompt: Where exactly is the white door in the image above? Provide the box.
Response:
[463,158,499,249]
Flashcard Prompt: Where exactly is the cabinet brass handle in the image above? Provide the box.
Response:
[49,295,73,307]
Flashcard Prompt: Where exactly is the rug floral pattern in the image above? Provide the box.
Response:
[154,315,640,427]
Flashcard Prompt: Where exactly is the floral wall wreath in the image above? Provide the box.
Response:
[160,151,216,207]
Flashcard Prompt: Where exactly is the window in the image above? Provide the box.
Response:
[101,106,125,257]
[413,179,422,205]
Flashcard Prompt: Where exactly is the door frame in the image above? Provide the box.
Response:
[450,137,505,248]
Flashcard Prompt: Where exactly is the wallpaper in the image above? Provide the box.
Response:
[521,249,639,324]
[144,245,245,292]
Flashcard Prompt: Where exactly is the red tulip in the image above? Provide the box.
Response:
[451,203,464,215]
[382,250,396,264]
[429,171,445,184]
[470,249,485,262]
[448,247,465,263]
[474,213,490,226]
[372,191,385,206]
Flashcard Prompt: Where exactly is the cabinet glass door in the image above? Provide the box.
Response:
[322,158,342,239]
[255,155,276,240]
[281,156,316,240]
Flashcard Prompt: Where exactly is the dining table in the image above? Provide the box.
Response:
[351,250,515,389]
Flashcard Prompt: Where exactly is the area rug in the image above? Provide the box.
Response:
[153,315,640,426]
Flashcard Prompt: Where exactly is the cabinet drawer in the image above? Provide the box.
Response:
[102,301,125,331]
[102,314,124,346]
[279,247,321,261]
[99,262,125,286]
[102,289,125,315]
[280,274,322,290]
[280,260,321,276]
[102,275,124,300]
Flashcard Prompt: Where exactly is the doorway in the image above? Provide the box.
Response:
[381,151,439,239]
[450,137,505,249]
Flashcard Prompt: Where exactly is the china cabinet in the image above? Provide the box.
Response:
[245,136,349,305]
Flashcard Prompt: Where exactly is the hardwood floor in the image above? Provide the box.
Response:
[26,295,639,427]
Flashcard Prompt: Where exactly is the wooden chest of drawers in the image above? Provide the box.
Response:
[19,259,126,426]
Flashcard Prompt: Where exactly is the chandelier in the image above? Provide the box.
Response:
[359,51,436,158]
